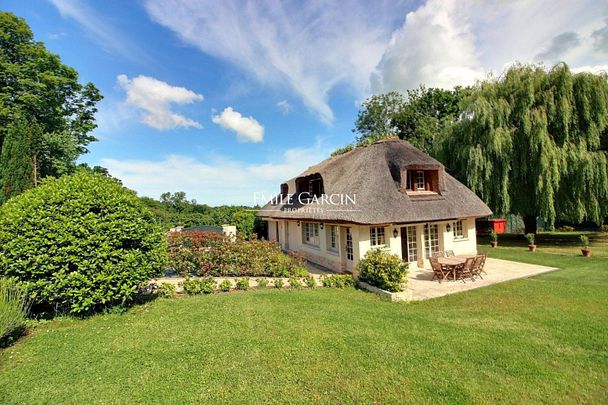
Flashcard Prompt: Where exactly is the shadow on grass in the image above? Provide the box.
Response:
[0,325,27,349]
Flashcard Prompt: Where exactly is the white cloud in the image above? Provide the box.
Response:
[211,107,264,143]
[371,0,606,93]
[50,0,147,62]
[144,0,605,123]
[571,65,608,74]
[371,0,484,93]
[143,0,403,124]
[100,141,330,205]
[276,100,292,115]
[116,74,203,130]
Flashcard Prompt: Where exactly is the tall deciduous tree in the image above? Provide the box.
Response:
[354,87,465,154]
[442,63,608,234]
[0,12,102,199]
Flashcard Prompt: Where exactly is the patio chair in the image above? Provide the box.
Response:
[456,257,475,283]
[472,254,487,278]
[432,251,445,259]
[429,258,451,283]
[445,250,455,257]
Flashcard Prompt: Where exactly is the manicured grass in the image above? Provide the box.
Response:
[480,231,608,257]
[1,237,607,403]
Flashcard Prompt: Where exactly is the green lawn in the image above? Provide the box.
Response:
[480,231,608,258]
[1,235,607,404]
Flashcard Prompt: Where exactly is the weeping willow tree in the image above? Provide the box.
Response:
[442,63,608,234]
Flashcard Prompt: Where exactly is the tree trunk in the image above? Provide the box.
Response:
[523,215,537,235]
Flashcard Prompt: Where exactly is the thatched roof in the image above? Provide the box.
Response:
[258,139,492,224]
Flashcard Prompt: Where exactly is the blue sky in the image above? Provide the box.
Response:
[3,0,607,205]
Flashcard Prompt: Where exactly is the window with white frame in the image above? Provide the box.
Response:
[346,228,353,260]
[370,226,386,246]
[327,225,338,252]
[302,222,320,246]
[416,171,425,190]
[453,220,465,239]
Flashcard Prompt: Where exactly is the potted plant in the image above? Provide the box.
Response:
[489,230,498,248]
[525,233,536,252]
[580,235,591,257]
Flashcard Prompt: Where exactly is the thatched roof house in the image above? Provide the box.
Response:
[258,138,491,273]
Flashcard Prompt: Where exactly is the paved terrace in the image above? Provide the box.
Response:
[404,257,559,301]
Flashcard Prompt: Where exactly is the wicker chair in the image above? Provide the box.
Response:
[429,258,451,283]
[432,251,445,259]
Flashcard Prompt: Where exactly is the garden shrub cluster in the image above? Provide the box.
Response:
[288,276,302,288]
[357,249,408,292]
[235,278,250,290]
[167,231,308,277]
[321,274,355,288]
[179,277,216,295]
[304,274,316,288]
[157,283,177,299]
[255,278,269,288]
[0,172,167,316]
[219,279,232,292]
[0,278,30,346]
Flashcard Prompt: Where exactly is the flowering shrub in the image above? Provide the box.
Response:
[167,231,308,278]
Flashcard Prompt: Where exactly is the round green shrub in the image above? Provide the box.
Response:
[357,249,408,292]
[0,171,167,315]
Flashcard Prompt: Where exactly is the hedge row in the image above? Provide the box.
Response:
[167,231,308,278]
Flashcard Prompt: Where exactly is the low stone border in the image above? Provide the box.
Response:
[356,281,412,302]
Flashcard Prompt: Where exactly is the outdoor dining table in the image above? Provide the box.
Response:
[437,256,476,281]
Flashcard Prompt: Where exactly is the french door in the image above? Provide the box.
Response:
[424,223,439,259]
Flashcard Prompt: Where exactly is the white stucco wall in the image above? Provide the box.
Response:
[263,217,479,273]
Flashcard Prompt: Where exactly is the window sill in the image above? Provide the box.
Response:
[303,243,320,250]
[405,190,438,196]
[327,249,339,256]
[453,237,469,242]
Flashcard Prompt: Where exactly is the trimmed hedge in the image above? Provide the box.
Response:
[0,172,167,315]
[357,249,408,292]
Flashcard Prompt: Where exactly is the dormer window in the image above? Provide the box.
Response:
[296,173,324,200]
[310,178,323,197]
[280,183,288,196]
[404,169,440,194]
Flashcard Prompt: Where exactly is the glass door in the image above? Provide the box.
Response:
[424,223,439,258]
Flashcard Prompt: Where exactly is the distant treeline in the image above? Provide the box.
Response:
[140,191,265,236]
